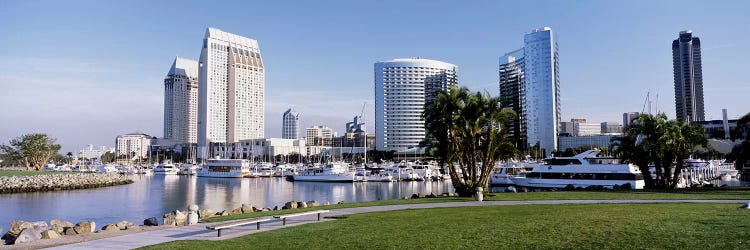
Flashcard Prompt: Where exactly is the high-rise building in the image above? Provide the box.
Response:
[499,27,560,156]
[622,112,640,129]
[573,122,600,136]
[306,126,334,146]
[499,49,526,149]
[282,108,300,139]
[375,58,458,152]
[198,28,265,158]
[164,56,199,144]
[115,132,153,160]
[672,30,705,122]
[600,122,622,134]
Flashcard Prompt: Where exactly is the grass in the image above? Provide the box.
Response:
[144,203,750,249]
[0,170,78,177]
[201,188,750,223]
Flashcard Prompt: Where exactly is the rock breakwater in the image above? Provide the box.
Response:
[0,173,133,193]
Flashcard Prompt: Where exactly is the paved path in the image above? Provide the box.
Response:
[45,199,745,249]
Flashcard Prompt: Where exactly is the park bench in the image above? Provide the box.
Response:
[205,217,271,237]
[273,210,330,226]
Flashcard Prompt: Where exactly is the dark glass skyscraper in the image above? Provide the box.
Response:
[672,30,705,122]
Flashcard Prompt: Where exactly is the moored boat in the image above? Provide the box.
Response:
[154,162,179,175]
[197,158,250,178]
[289,162,355,182]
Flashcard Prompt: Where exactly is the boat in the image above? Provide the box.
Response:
[510,149,645,189]
[197,158,251,178]
[412,162,439,181]
[179,164,199,175]
[389,164,422,181]
[289,162,355,182]
[490,161,537,186]
[96,164,118,173]
[154,161,179,175]
[250,163,275,177]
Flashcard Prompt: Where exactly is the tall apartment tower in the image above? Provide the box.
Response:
[499,27,560,156]
[198,28,265,158]
[622,112,640,129]
[375,58,458,152]
[164,56,199,144]
[282,108,300,139]
[672,30,705,122]
[499,49,526,149]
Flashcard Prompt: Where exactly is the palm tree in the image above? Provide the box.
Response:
[66,152,73,164]
[731,112,750,170]
[423,86,516,196]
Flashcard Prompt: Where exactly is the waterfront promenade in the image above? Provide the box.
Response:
[31,199,744,250]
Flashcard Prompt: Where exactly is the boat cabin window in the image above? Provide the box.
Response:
[545,158,582,165]
[526,172,641,181]
[583,158,621,164]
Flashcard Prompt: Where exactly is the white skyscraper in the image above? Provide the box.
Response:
[374,58,458,152]
[164,56,199,144]
[282,108,300,139]
[499,27,560,157]
[198,28,265,158]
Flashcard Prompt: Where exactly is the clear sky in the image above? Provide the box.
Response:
[1,0,748,153]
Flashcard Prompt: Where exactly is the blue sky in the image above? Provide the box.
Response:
[1,0,749,153]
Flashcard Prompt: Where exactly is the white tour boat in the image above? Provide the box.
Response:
[510,149,645,189]
[490,161,537,186]
[197,158,250,178]
[154,162,179,175]
[178,164,199,175]
[290,162,355,182]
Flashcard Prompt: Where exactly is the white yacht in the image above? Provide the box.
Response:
[490,161,537,186]
[251,163,275,177]
[289,162,355,182]
[510,149,645,189]
[389,164,422,181]
[178,164,199,175]
[154,162,179,175]
[96,164,118,173]
[197,158,250,178]
[412,162,439,181]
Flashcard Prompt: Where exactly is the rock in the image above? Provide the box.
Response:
[418,192,426,198]
[31,221,49,232]
[506,186,517,193]
[262,207,271,212]
[8,220,33,235]
[307,201,320,207]
[426,193,437,198]
[198,209,215,219]
[273,206,279,211]
[101,224,119,231]
[241,204,254,214]
[337,201,345,204]
[403,196,409,199]
[520,187,529,192]
[252,206,261,212]
[324,201,331,206]
[13,228,41,244]
[163,217,176,226]
[231,207,243,215]
[173,210,187,226]
[41,229,61,239]
[411,193,419,199]
[297,201,308,208]
[621,183,632,189]
[73,221,95,234]
[284,201,298,209]
[143,217,159,226]
[50,219,74,234]
[63,227,77,235]
[115,221,133,230]
[563,184,576,191]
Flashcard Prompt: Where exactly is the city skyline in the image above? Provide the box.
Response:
[2,1,749,153]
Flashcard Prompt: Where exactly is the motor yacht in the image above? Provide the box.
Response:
[197,158,250,178]
[510,149,645,189]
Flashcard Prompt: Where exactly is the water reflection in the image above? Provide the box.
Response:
[0,176,454,228]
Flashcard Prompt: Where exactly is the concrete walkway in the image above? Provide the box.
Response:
[45,199,745,249]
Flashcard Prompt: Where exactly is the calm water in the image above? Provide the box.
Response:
[0,175,454,229]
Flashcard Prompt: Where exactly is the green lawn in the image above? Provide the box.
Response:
[144,203,750,249]
[201,188,750,223]
[0,170,78,176]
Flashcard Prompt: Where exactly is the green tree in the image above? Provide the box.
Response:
[66,151,73,164]
[0,133,62,171]
[731,112,750,170]
[612,114,708,189]
[423,86,517,196]
[101,151,115,163]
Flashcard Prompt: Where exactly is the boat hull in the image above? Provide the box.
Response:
[197,170,247,178]
[291,175,355,182]
[511,177,644,189]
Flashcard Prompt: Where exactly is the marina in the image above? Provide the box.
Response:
[0,174,454,230]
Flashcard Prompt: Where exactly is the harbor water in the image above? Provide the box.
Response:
[0,175,453,229]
